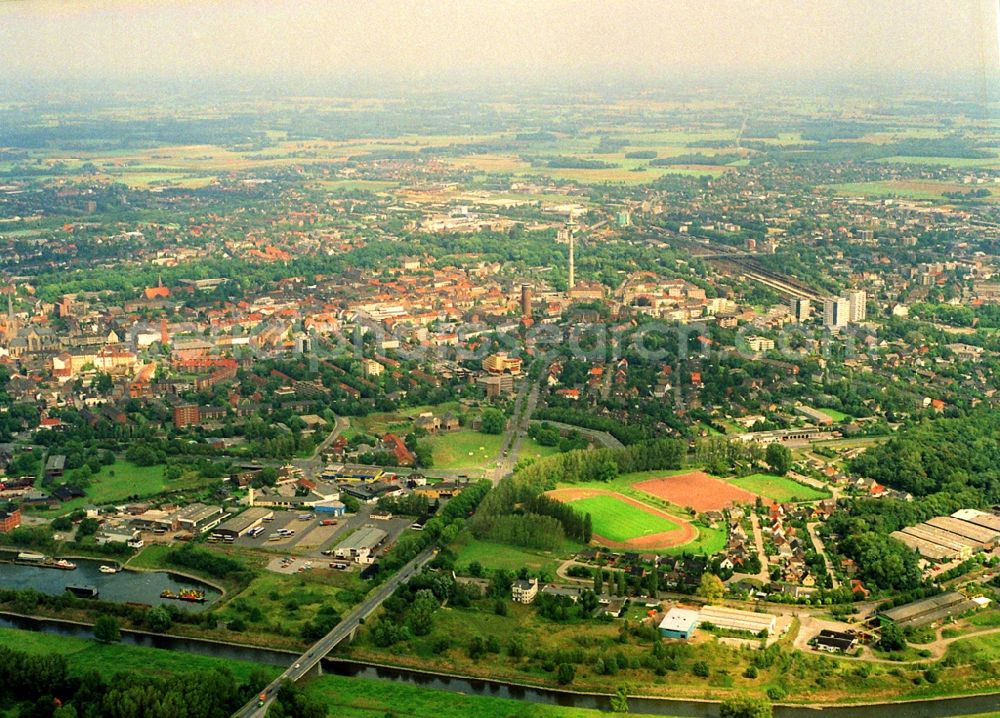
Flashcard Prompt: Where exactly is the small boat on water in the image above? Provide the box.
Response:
[160,588,206,603]
[50,558,77,570]
[98,565,119,574]
[65,584,98,598]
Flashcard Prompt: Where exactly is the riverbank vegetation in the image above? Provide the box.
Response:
[343,586,1000,705]
[0,626,695,718]
[0,632,278,718]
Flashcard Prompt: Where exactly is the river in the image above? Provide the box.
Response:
[0,557,221,610]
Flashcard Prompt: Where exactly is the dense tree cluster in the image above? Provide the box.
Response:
[164,544,251,583]
[835,531,922,592]
[850,409,1000,500]
[0,644,266,718]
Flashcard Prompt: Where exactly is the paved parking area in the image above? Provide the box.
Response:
[251,506,419,573]
[267,555,319,575]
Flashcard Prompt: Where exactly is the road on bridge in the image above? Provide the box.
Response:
[232,547,436,718]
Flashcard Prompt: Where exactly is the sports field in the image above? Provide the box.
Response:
[569,495,679,543]
[817,407,853,422]
[730,473,830,502]
[545,487,696,549]
[634,471,758,512]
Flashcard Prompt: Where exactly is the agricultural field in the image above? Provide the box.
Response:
[825,180,999,201]
[875,155,1000,168]
[545,487,695,549]
[634,471,758,512]
[729,473,831,503]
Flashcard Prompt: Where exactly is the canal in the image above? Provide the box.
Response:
[1,613,998,718]
[0,557,221,610]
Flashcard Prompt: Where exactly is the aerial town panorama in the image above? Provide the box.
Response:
[0,3,999,718]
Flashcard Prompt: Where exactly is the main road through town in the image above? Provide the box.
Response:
[231,547,436,718]
[492,373,542,484]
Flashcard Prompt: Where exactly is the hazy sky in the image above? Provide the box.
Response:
[1,0,997,87]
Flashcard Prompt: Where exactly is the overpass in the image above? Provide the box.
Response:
[232,547,437,717]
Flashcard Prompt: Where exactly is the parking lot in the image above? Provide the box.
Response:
[236,506,417,571]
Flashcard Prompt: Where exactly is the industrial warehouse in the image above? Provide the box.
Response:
[698,605,778,636]
[658,604,778,639]
[880,591,979,630]
[889,509,1000,562]
[658,606,778,640]
[212,507,274,540]
[330,525,387,563]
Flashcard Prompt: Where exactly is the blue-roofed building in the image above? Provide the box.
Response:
[314,500,346,516]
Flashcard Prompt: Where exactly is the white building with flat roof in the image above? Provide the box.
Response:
[698,605,777,636]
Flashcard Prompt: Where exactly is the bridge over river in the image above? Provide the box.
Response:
[232,548,436,718]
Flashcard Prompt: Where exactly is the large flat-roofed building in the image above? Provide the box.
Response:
[332,525,387,563]
[173,404,201,428]
[214,507,273,539]
[880,591,976,630]
[477,373,515,397]
[890,531,959,561]
[698,605,777,636]
[952,509,1000,534]
[890,508,1000,562]
[926,516,998,548]
[325,464,383,483]
[795,405,834,426]
[0,507,21,533]
[899,525,974,558]
[823,297,850,330]
[659,607,699,639]
[175,503,223,533]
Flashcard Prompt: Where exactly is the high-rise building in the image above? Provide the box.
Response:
[790,298,811,323]
[846,290,867,323]
[823,297,850,330]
